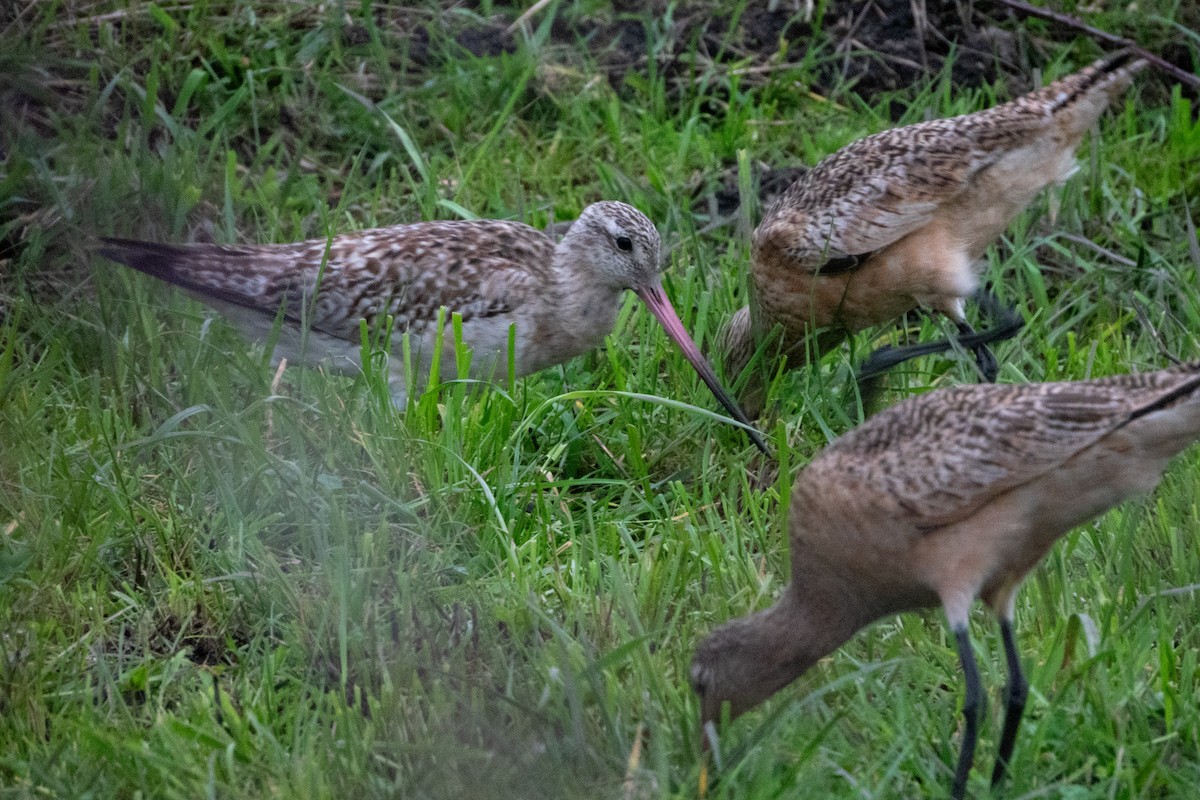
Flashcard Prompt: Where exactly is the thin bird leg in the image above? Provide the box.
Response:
[857,335,955,380]
[951,626,983,800]
[955,320,999,382]
[966,289,1024,381]
[990,617,1029,788]
[857,290,1023,381]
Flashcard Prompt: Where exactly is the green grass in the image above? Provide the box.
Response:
[2,2,1199,798]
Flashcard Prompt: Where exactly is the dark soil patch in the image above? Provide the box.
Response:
[385,0,1192,108]
[360,0,1193,228]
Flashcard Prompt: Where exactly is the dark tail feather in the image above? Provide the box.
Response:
[1046,48,1147,115]
[97,237,197,286]
[95,236,275,314]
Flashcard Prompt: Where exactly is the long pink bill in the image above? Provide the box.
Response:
[636,280,771,456]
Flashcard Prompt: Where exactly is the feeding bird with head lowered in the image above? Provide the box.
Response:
[693,359,1200,798]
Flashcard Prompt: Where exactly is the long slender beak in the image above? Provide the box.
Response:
[636,279,771,456]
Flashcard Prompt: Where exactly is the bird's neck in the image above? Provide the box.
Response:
[719,305,767,420]
[743,569,867,695]
[778,568,866,667]
[513,249,624,374]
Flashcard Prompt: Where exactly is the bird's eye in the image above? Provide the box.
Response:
[615,235,633,252]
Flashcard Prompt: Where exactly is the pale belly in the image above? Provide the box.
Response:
[207,301,542,407]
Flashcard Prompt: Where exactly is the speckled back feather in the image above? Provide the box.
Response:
[100,219,556,339]
[755,50,1147,271]
[803,361,1200,528]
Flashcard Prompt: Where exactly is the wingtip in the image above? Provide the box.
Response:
[94,235,300,321]
[94,238,131,267]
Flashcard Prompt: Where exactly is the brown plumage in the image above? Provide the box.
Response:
[724,51,1146,415]
[98,202,768,453]
[692,360,1200,798]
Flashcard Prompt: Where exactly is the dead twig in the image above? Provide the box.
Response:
[994,0,1200,91]
[1054,231,1137,268]
[506,0,553,36]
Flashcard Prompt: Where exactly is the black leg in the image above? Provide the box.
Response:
[990,618,1029,788]
[955,320,999,382]
[857,290,1023,381]
[965,290,1023,382]
[858,337,950,380]
[951,626,982,800]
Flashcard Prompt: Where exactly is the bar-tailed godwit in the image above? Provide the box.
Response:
[100,201,769,453]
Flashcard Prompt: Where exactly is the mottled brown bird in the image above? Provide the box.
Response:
[692,360,1200,799]
[99,201,769,453]
[724,51,1146,416]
